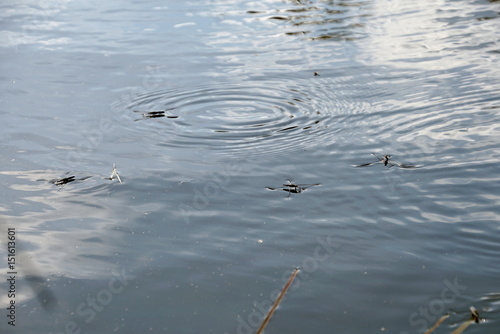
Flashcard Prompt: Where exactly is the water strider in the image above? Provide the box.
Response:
[52,175,91,186]
[355,153,420,169]
[38,165,122,189]
[133,108,179,121]
[266,179,321,197]
[469,306,482,324]
[447,306,484,334]
[37,173,92,188]
[52,176,77,186]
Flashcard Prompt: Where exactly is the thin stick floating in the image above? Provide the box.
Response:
[256,267,300,334]
[423,313,449,334]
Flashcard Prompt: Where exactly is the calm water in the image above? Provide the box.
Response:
[1,0,499,333]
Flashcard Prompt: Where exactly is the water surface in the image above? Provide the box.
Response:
[1,0,499,333]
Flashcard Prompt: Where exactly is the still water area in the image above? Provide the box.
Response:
[0,0,499,333]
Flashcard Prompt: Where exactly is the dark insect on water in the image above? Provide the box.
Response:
[134,108,179,122]
[47,175,92,187]
[447,306,484,334]
[266,180,321,197]
[52,176,76,186]
[355,153,420,169]
[470,306,482,324]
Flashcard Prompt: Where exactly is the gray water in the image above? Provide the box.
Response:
[1,1,499,333]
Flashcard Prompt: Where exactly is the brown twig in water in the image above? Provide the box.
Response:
[451,320,474,334]
[423,313,449,334]
[255,267,300,334]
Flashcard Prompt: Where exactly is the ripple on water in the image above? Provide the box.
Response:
[246,0,371,41]
[125,78,367,157]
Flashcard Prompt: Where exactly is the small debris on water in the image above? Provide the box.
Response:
[109,164,123,183]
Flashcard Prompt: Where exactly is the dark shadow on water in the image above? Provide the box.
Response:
[25,275,58,311]
[1,216,59,313]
